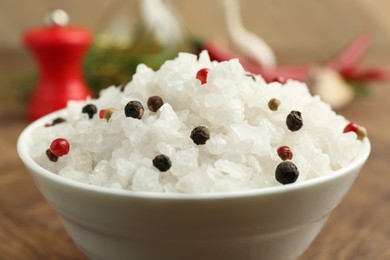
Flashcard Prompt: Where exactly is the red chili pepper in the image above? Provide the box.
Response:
[341,67,390,82]
[198,35,390,84]
[258,65,311,83]
[201,40,311,82]
[201,41,260,71]
[326,33,390,82]
[327,33,373,71]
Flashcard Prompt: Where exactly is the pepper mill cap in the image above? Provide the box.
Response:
[44,9,69,26]
[23,9,91,47]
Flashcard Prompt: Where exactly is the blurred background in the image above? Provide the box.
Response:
[2,2,390,258]
[1,0,390,120]
[2,0,390,58]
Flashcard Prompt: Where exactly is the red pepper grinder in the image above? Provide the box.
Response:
[24,9,93,121]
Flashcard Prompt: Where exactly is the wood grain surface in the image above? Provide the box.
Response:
[1,52,390,259]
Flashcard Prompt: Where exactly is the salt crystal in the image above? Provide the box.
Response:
[215,159,252,179]
[58,166,88,183]
[158,104,181,131]
[205,134,229,155]
[170,147,199,177]
[132,167,162,192]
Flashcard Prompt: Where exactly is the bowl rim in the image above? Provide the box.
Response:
[17,109,371,200]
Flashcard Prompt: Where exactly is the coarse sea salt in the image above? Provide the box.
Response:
[29,51,364,193]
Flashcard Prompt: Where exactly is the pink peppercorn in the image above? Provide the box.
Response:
[196,68,210,84]
[49,138,70,157]
[277,146,293,161]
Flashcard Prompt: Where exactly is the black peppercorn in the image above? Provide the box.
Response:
[45,117,66,127]
[153,154,172,172]
[46,149,58,162]
[82,104,98,119]
[275,161,299,184]
[147,96,164,112]
[190,126,210,145]
[52,117,66,125]
[245,73,256,81]
[124,100,144,119]
[286,110,303,131]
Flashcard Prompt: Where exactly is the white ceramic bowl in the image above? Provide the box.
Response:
[17,111,370,260]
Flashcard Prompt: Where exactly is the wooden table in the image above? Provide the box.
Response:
[1,53,390,259]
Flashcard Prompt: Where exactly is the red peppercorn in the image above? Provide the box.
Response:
[49,138,70,157]
[99,108,116,121]
[344,122,359,134]
[196,68,210,84]
[99,109,106,119]
[277,146,293,161]
[343,122,367,140]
